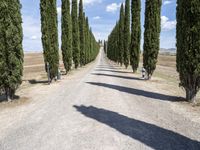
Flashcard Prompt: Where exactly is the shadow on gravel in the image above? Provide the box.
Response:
[28,79,49,85]
[0,95,20,103]
[74,105,200,150]
[96,67,117,70]
[97,65,119,67]
[94,69,131,74]
[86,82,183,102]
[91,73,142,81]
[96,65,120,69]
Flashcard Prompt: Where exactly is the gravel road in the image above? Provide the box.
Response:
[0,49,200,150]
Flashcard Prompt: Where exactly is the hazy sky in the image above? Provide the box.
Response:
[21,0,176,51]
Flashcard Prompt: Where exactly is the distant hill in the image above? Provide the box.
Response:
[160,48,176,55]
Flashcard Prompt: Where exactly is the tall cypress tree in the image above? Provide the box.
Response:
[119,4,125,66]
[79,0,85,66]
[103,40,107,54]
[143,0,162,79]
[124,0,130,69]
[83,13,87,64]
[107,22,120,62]
[61,0,72,74]
[85,17,90,63]
[115,22,120,62]
[89,28,93,62]
[72,0,80,69]
[176,0,200,103]
[0,0,23,100]
[130,0,141,73]
[40,0,59,80]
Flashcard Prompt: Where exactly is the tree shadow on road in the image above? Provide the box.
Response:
[96,67,117,70]
[86,82,183,102]
[74,105,200,150]
[94,69,131,74]
[96,65,119,70]
[28,79,49,85]
[97,64,119,67]
[91,73,143,81]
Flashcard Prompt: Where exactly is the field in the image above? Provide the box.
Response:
[23,53,177,80]
[23,52,46,81]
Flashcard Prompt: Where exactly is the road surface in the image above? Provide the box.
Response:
[0,49,200,150]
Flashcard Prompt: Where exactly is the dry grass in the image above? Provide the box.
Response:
[157,55,176,68]
[23,52,65,81]
[0,97,30,109]
[23,53,46,80]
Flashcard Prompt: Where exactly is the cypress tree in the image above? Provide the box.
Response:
[40,0,59,80]
[176,0,200,103]
[87,27,99,62]
[72,0,80,69]
[130,0,141,73]
[124,0,130,69]
[0,0,24,100]
[89,28,93,62]
[103,40,107,54]
[116,22,120,63]
[119,4,125,66]
[79,0,85,66]
[107,22,120,62]
[61,0,72,74]
[143,0,162,79]
[83,13,87,64]
[85,17,90,63]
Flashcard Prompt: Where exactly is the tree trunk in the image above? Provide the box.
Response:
[132,68,137,73]
[5,88,8,101]
[5,88,11,102]
[10,89,15,100]
[5,88,15,102]
[186,88,197,103]
[147,73,151,80]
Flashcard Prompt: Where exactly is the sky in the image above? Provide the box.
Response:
[20,0,176,52]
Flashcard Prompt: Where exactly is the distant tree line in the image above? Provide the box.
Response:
[107,0,141,71]
[0,0,99,100]
[106,0,200,103]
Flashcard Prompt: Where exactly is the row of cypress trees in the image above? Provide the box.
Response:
[0,0,24,100]
[107,0,161,79]
[106,0,132,69]
[41,0,99,78]
[0,0,99,100]
[107,0,200,102]
[61,0,99,73]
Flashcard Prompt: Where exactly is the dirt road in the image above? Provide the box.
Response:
[0,49,200,150]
